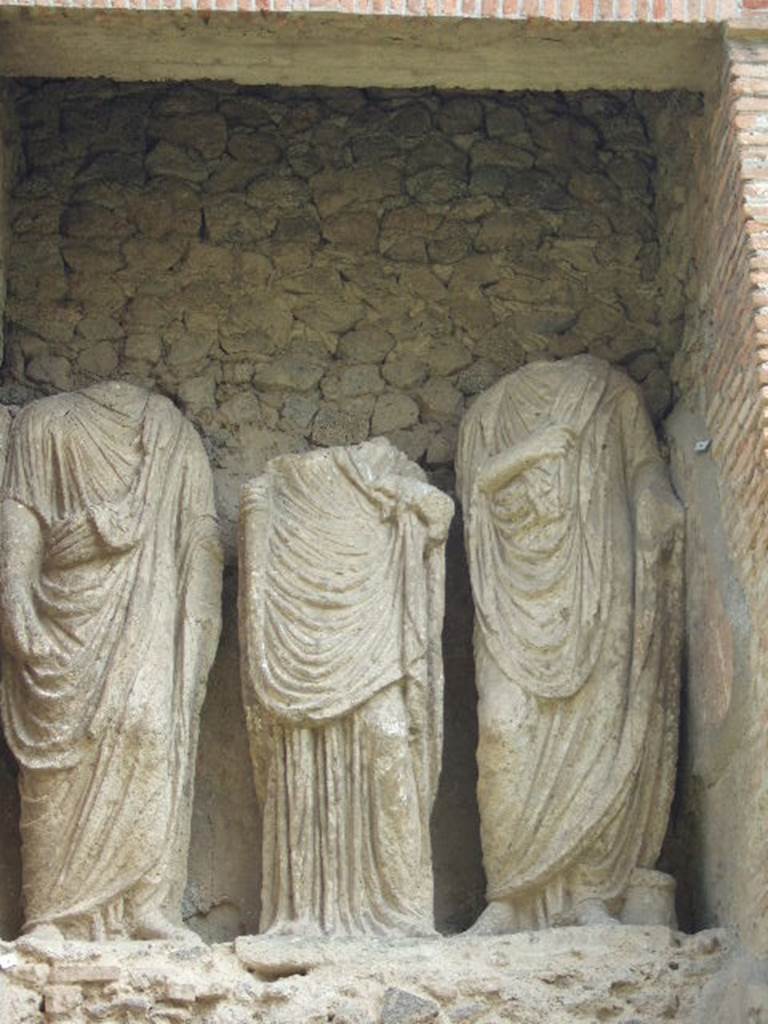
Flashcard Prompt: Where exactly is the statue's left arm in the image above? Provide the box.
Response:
[178,427,223,698]
[620,381,683,550]
[379,474,454,547]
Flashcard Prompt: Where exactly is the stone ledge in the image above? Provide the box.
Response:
[0,9,722,91]
[0,925,731,1023]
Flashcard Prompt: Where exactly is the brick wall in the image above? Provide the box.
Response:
[695,44,768,560]
[667,36,768,954]
[0,0,744,21]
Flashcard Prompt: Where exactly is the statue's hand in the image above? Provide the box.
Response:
[389,479,453,545]
[0,583,56,665]
[415,489,454,546]
[534,423,576,460]
[477,424,575,495]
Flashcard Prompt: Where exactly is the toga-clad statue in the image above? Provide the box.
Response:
[457,355,683,933]
[239,438,453,938]
[0,382,223,942]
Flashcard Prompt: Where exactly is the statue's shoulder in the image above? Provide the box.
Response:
[12,392,76,434]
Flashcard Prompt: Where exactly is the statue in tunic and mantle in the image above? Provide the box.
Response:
[239,437,453,938]
[0,382,223,942]
[456,355,683,933]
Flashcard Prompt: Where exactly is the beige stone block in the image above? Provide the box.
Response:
[50,963,121,985]
[62,203,131,240]
[26,354,72,392]
[310,165,401,219]
[151,113,227,160]
[204,194,273,246]
[417,379,463,422]
[228,129,282,165]
[165,331,216,371]
[145,141,208,184]
[163,980,197,1003]
[78,340,119,378]
[382,355,428,390]
[438,97,484,134]
[398,266,448,304]
[485,105,526,139]
[323,211,380,253]
[293,295,365,335]
[456,360,501,397]
[218,392,264,427]
[406,136,467,178]
[424,341,472,377]
[312,403,371,447]
[321,365,384,401]
[44,985,82,1015]
[76,313,124,345]
[426,222,473,264]
[371,392,420,435]
[253,357,324,393]
[471,140,534,170]
[405,167,465,204]
[337,327,394,365]
[124,332,162,366]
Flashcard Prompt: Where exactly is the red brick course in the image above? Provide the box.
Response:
[0,0,744,19]
[692,40,768,565]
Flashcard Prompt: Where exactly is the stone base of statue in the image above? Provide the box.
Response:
[620,869,678,929]
[0,926,730,1023]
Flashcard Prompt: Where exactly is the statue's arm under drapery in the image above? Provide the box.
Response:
[238,474,272,805]
[0,499,51,667]
[617,377,683,550]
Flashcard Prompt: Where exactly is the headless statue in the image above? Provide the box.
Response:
[239,438,453,938]
[0,382,222,941]
[457,356,683,933]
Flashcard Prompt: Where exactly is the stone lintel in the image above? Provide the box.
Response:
[0,8,721,92]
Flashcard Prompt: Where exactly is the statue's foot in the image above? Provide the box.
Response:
[466,900,522,936]
[22,922,64,943]
[572,898,619,927]
[132,912,203,945]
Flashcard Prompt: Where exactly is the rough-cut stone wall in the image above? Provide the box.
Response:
[6,80,677,547]
[2,79,692,940]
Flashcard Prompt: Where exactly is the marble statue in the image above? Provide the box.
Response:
[239,438,453,938]
[0,382,223,941]
[456,355,683,933]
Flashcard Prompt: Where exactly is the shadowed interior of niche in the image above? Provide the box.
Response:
[0,77,707,941]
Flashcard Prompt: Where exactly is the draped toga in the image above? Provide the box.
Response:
[456,355,682,929]
[0,383,222,938]
[239,438,453,937]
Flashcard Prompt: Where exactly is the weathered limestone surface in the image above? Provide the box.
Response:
[239,439,453,938]
[457,356,683,934]
[0,383,223,941]
[0,925,731,1024]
